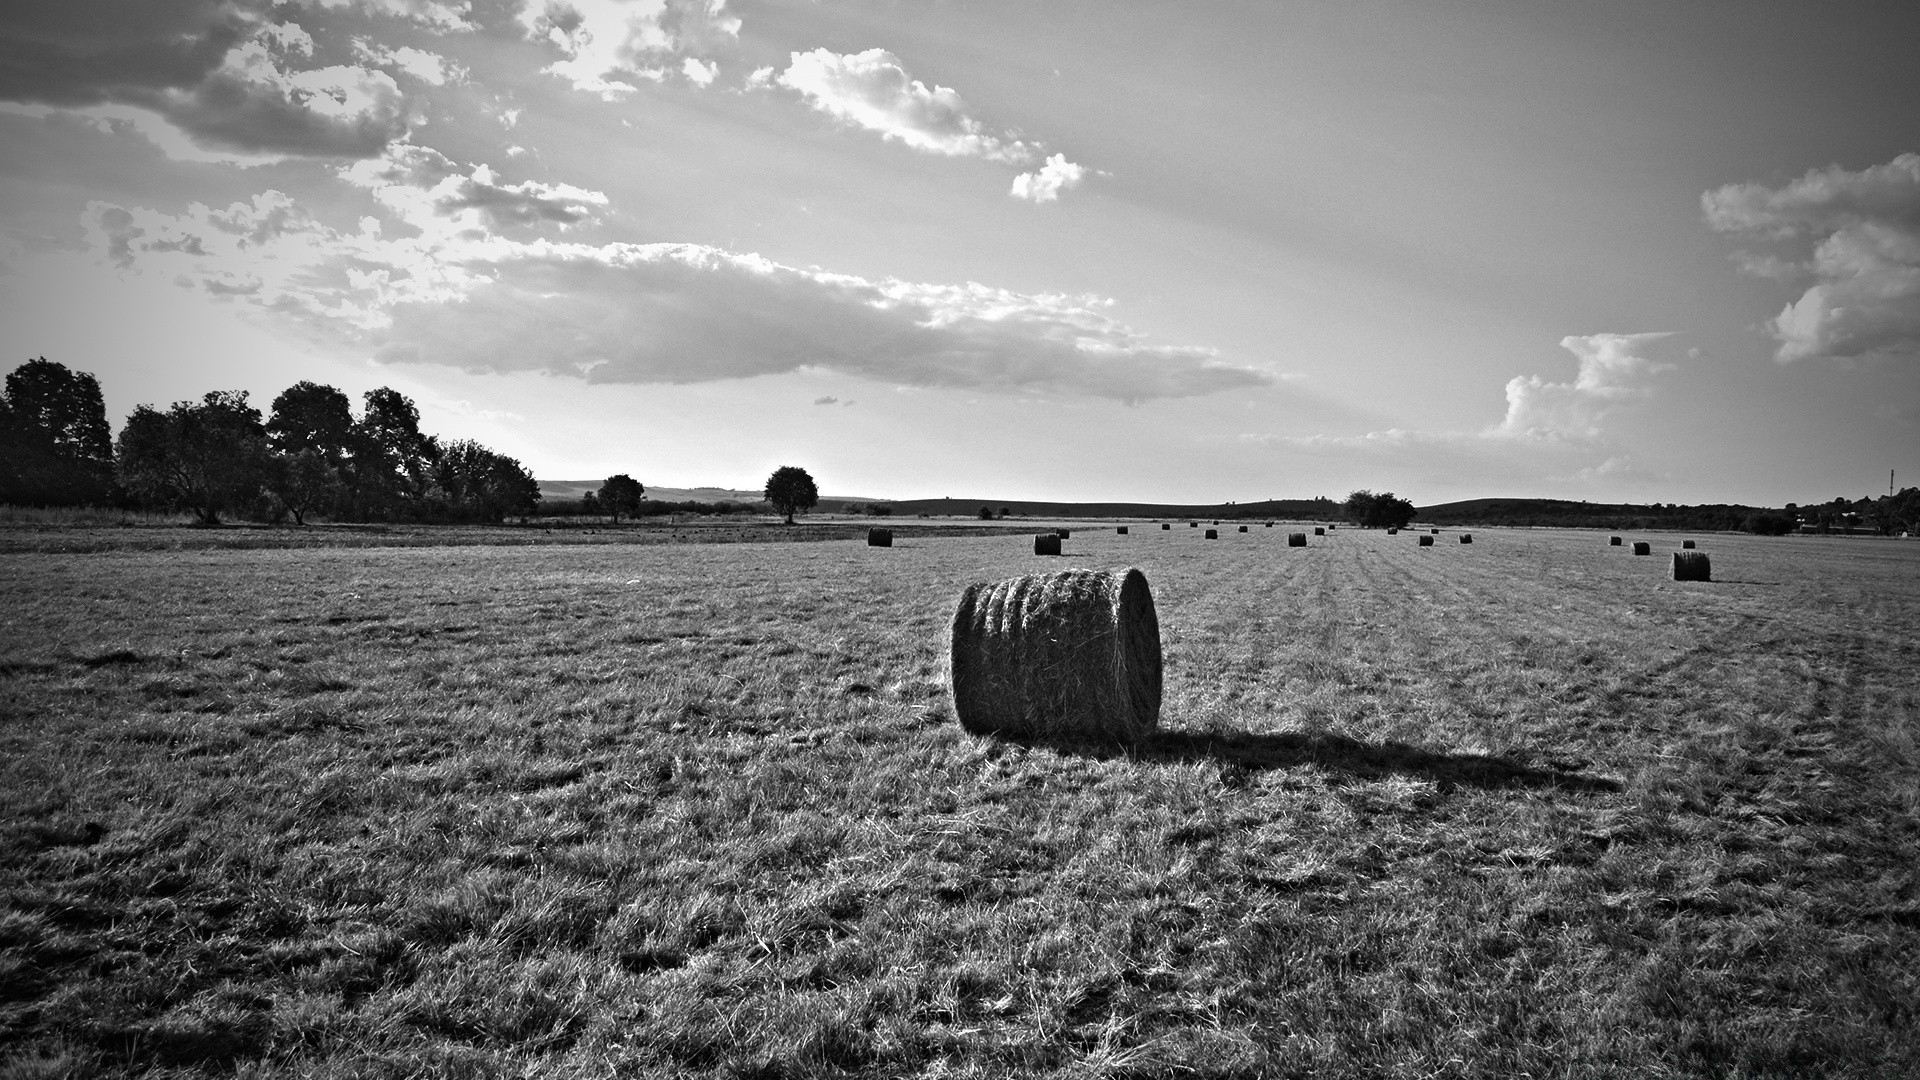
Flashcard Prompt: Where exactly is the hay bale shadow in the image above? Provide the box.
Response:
[996,727,1621,794]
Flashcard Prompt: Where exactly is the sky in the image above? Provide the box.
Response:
[3,0,1917,506]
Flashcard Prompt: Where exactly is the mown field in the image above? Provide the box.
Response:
[2,525,1916,1077]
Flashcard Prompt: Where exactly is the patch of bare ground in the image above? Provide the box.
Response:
[0,528,1914,1076]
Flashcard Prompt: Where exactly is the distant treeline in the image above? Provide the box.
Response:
[1418,496,1920,536]
[536,497,768,518]
[2,358,539,525]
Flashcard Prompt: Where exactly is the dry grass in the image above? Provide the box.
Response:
[2,527,1917,1077]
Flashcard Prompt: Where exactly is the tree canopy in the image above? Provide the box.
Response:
[1,358,114,505]
[764,466,819,524]
[598,474,645,522]
[115,391,272,524]
[1345,489,1416,529]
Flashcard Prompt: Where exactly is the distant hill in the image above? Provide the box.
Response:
[874,497,1342,520]
[1417,498,1788,531]
[538,482,878,504]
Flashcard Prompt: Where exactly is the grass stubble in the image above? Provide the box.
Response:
[0,526,1916,1077]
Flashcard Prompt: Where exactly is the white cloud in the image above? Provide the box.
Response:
[309,0,477,32]
[354,39,464,85]
[775,48,1032,163]
[520,0,739,97]
[1010,153,1086,203]
[1491,332,1675,441]
[1704,153,1920,363]
[85,167,1267,403]
[682,57,716,88]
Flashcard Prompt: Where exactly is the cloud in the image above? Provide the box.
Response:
[1704,153,1920,363]
[1491,332,1675,440]
[86,172,1267,403]
[1010,153,1086,203]
[311,0,478,32]
[0,5,412,160]
[354,39,465,85]
[520,0,739,97]
[775,48,1032,163]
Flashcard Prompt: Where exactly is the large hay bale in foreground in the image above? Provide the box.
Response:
[1418,534,1434,546]
[1288,532,1306,547]
[1632,541,1651,556]
[1313,527,1325,536]
[1034,533,1062,556]
[1610,536,1623,546]
[1460,534,1473,544]
[1116,526,1128,535]
[867,528,892,547]
[1673,551,1712,581]
[948,567,1161,742]
[1205,528,1219,539]
[1683,539,1696,549]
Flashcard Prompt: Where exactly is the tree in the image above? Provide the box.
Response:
[598,474,644,523]
[267,381,356,464]
[432,439,541,522]
[979,505,994,520]
[1344,489,1415,529]
[115,391,271,524]
[764,466,819,524]
[1,358,114,505]
[269,448,341,526]
[345,387,439,518]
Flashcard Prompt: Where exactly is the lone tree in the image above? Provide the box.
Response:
[764,465,819,524]
[1344,489,1416,529]
[598,474,645,522]
[2,358,115,506]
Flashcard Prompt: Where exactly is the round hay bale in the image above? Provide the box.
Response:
[1460,534,1473,544]
[867,528,892,547]
[1431,528,1440,535]
[1205,528,1218,539]
[1056,528,1071,539]
[1287,532,1307,547]
[1673,550,1712,581]
[1034,533,1062,556]
[1265,522,1274,527]
[1189,522,1197,528]
[1116,526,1129,535]
[1418,534,1434,546]
[1313,526,1325,536]
[948,567,1161,742]
[1632,541,1651,556]
[1161,523,1171,530]
[1387,528,1399,535]
[1610,536,1623,546]
[1238,525,1249,533]
[1682,539,1696,549]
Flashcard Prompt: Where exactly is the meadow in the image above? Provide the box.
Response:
[1,524,1916,1077]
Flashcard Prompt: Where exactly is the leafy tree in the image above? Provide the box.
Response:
[267,381,356,464]
[598,474,645,522]
[346,387,439,517]
[115,391,271,524]
[1,358,114,505]
[581,491,600,516]
[764,465,819,524]
[979,505,994,520]
[1344,489,1416,529]
[269,448,341,526]
[432,439,540,522]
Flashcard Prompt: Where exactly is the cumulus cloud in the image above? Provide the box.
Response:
[353,39,465,85]
[87,168,1264,402]
[1010,153,1086,203]
[311,0,477,32]
[776,48,1031,163]
[1491,332,1674,440]
[520,0,739,97]
[1704,153,1920,363]
[0,4,412,160]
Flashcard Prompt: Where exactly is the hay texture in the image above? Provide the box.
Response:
[1460,534,1473,544]
[1288,532,1307,547]
[1418,535,1434,546]
[1205,529,1219,539]
[1633,541,1651,556]
[1116,526,1129,535]
[948,567,1162,742]
[1034,533,1062,556]
[1610,536,1623,546]
[1683,540,1696,549]
[867,528,892,547]
[1673,551,1712,582]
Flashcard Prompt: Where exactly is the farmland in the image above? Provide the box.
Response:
[2,525,1917,1077]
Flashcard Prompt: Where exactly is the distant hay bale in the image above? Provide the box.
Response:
[1418,535,1434,546]
[1238,525,1249,533]
[1057,528,1071,539]
[1162,523,1171,530]
[1673,551,1712,581]
[948,567,1162,742]
[1460,534,1473,544]
[1632,541,1651,556]
[867,528,892,547]
[1431,528,1440,535]
[1288,532,1306,547]
[1189,522,1197,528]
[1205,528,1218,539]
[1610,536,1623,546]
[1313,527,1325,536]
[1387,528,1399,535]
[1034,533,1062,556]
[1265,522,1274,527]
[1682,539,1696,549]
[1117,526,1129,535]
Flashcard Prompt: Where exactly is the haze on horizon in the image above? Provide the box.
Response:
[3,0,1916,507]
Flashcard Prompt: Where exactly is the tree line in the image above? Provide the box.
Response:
[2,359,539,524]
